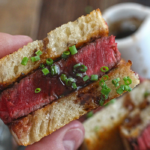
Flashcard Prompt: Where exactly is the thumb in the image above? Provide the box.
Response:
[26,120,85,150]
[0,32,32,58]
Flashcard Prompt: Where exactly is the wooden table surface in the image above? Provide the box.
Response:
[37,0,150,40]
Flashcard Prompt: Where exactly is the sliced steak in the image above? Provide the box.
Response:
[0,35,121,124]
[120,106,150,150]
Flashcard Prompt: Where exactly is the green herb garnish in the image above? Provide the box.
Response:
[69,45,78,55]
[61,51,70,59]
[72,82,77,89]
[40,64,45,69]
[46,58,53,66]
[35,88,41,93]
[60,74,67,82]
[35,50,42,56]
[21,57,29,66]
[79,65,88,72]
[123,76,132,85]
[76,73,82,78]
[51,65,58,75]
[100,66,109,72]
[91,75,98,81]
[31,55,40,62]
[144,91,150,98]
[112,78,120,87]
[83,75,89,81]
[104,99,116,106]
[87,111,93,118]
[42,68,49,75]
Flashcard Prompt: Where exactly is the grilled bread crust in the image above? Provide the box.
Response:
[81,80,150,150]
[0,9,108,90]
[120,83,150,150]
[9,60,139,146]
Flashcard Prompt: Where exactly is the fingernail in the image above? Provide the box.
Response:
[63,128,84,150]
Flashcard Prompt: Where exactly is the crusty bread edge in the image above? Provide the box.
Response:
[0,9,108,89]
[81,80,150,150]
[9,60,139,146]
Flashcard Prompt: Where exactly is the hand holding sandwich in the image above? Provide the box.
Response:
[0,32,84,150]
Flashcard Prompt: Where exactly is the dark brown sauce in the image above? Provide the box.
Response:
[123,93,135,111]
[109,17,143,39]
[123,113,142,129]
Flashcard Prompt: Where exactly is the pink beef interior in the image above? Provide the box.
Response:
[0,35,121,124]
[131,125,150,150]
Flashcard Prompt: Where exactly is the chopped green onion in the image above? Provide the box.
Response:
[76,73,82,77]
[72,82,77,89]
[65,78,75,86]
[99,80,107,88]
[83,75,89,81]
[112,78,120,87]
[128,87,132,92]
[99,100,104,106]
[31,55,40,62]
[144,91,150,98]
[101,87,111,96]
[104,99,116,106]
[124,85,129,91]
[61,51,70,59]
[21,57,29,66]
[60,74,67,82]
[67,78,75,82]
[100,94,106,101]
[79,65,88,72]
[40,64,45,69]
[42,68,49,75]
[87,111,93,118]
[69,45,78,55]
[51,65,58,75]
[102,75,109,81]
[124,85,132,92]
[35,88,41,93]
[116,86,124,94]
[117,84,132,94]
[99,79,104,86]
[100,66,109,72]
[123,76,132,85]
[74,63,81,69]
[46,58,53,66]
[35,50,42,56]
[91,75,98,81]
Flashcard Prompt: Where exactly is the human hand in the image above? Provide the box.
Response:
[0,32,85,150]
[26,120,84,150]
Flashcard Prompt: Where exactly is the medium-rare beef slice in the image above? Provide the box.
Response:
[120,105,150,150]
[0,35,121,124]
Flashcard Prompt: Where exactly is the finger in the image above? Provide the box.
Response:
[26,120,85,150]
[0,33,32,58]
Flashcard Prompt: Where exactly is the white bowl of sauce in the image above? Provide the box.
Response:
[103,3,150,78]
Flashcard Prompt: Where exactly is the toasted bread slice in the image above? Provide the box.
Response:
[8,60,139,146]
[0,9,108,90]
[80,80,150,150]
[120,90,150,150]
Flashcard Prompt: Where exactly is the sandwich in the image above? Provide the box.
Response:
[0,9,139,146]
[120,82,150,150]
[80,80,150,150]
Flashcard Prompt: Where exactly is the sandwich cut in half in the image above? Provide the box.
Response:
[120,80,150,150]
[81,80,150,150]
[0,9,139,146]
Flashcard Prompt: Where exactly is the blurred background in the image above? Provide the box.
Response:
[0,0,150,150]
